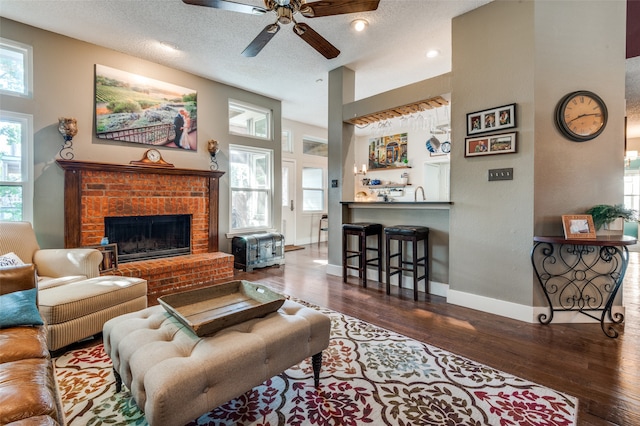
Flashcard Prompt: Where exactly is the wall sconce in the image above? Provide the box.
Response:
[207,139,220,170]
[354,163,367,175]
[57,117,77,160]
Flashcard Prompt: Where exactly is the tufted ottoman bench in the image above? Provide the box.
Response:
[103,299,331,426]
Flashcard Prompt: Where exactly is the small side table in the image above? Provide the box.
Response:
[531,235,637,338]
[84,243,118,272]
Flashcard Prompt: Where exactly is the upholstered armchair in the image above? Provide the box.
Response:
[0,221,102,287]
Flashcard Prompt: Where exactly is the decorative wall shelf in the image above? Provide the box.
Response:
[366,184,410,189]
[368,166,412,171]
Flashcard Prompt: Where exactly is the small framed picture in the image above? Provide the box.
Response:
[465,132,517,157]
[467,103,516,135]
[562,215,597,239]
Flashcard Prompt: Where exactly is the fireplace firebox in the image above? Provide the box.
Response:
[105,215,191,263]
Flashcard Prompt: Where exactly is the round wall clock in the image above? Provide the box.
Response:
[555,90,607,142]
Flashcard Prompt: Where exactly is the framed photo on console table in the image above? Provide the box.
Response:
[467,103,516,135]
[465,132,517,157]
[561,215,596,239]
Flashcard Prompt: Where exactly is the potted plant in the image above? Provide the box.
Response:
[585,204,638,233]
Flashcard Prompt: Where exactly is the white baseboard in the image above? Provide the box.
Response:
[328,264,625,324]
[447,289,625,324]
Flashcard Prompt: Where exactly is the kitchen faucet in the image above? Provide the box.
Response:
[415,186,425,201]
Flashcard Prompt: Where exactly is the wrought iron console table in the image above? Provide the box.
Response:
[531,235,636,338]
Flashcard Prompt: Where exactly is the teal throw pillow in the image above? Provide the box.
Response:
[0,288,44,328]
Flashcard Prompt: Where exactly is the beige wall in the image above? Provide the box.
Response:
[449,1,536,307]
[449,0,625,312]
[0,18,282,251]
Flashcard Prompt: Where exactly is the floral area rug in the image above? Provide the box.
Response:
[55,302,577,426]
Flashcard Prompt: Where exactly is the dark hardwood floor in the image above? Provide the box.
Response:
[235,243,639,426]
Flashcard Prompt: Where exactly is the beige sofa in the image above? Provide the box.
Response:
[1,221,148,351]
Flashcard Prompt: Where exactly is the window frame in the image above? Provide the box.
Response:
[228,144,274,233]
[228,99,272,141]
[282,129,293,153]
[302,136,328,157]
[0,110,34,222]
[0,37,33,98]
[301,166,326,213]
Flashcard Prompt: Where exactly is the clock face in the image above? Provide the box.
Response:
[556,91,607,142]
[146,149,161,162]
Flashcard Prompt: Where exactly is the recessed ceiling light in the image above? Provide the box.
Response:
[426,49,440,58]
[351,19,368,32]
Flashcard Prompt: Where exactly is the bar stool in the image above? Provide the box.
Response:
[385,225,429,301]
[342,223,383,288]
[318,214,328,246]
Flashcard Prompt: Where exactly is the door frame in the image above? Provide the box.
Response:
[282,159,297,244]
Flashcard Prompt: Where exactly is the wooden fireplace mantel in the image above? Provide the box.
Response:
[56,159,225,251]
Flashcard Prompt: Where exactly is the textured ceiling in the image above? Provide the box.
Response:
[0,0,491,128]
[0,0,637,137]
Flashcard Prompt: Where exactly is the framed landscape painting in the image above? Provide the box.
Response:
[94,64,197,150]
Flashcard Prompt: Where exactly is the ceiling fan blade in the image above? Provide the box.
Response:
[182,0,268,15]
[300,0,380,18]
[242,23,281,57]
[293,23,340,59]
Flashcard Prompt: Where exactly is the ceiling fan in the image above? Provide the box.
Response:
[182,0,380,59]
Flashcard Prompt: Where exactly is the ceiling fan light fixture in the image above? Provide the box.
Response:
[351,19,368,32]
[277,6,293,24]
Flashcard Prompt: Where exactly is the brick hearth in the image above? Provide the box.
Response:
[105,252,233,305]
[57,160,234,304]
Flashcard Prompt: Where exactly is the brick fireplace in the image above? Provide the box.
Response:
[57,159,234,304]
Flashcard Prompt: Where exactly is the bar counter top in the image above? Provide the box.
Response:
[341,201,453,209]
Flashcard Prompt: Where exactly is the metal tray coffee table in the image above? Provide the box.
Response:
[158,280,286,336]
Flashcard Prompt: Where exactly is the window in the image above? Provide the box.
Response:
[302,167,325,211]
[282,129,293,153]
[229,145,273,231]
[302,136,328,157]
[0,111,33,222]
[229,100,272,140]
[0,38,32,98]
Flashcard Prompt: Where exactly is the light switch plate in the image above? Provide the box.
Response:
[488,168,513,181]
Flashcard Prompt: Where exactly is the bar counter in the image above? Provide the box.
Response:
[340,200,452,289]
[340,201,453,209]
